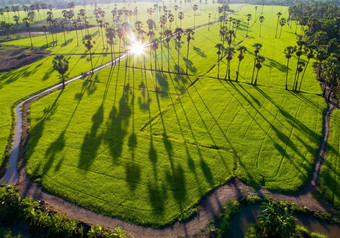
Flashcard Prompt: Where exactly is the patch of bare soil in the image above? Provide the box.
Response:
[0,45,49,72]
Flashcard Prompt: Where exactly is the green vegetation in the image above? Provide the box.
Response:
[22,4,328,226]
[319,110,340,208]
[0,185,127,238]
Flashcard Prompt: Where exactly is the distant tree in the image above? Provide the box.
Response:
[275,12,282,38]
[41,25,49,47]
[106,27,116,64]
[22,17,33,47]
[13,15,20,25]
[192,4,198,29]
[279,18,286,38]
[83,34,95,72]
[284,46,296,90]
[0,21,13,38]
[246,14,252,37]
[236,46,247,82]
[185,29,194,74]
[224,47,235,80]
[259,16,264,37]
[52,55,69,89]
[251,43,262,85]
[215,43,224,79]
[178,12,184,28]
[254,55,265,86]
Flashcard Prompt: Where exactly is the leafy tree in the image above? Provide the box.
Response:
[236,46,247,82]
[52,55,69,89]
[256,201,296,238]
[13,15,20,25]
[0,21,13,38]
[321,55,340,100]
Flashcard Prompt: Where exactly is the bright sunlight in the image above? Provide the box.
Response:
[130,42,144,54]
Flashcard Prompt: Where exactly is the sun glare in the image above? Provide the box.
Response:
[130,42,144,54]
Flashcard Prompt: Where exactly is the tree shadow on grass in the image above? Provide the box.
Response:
[61,38,73,47]
[155,72,169,97]
[182,58,197,73]
[78,104,104,171]
[193,46,207,58]
[265,57,287,73]
[42,130,65,175]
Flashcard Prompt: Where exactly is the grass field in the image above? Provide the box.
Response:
[319,110,340,209]
[1,3,329,226]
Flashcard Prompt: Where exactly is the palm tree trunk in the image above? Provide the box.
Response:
[251,60,256,85]
[227,60,231,80]
[150,47,153,71]
[90,50,94,72]
[110,44,113,64]
[279,26,283,38]
[275,18,279,38]
[298,59,310,91]
[62,75,65,89]
[101,28,105,49]
[292,57,300,91]
[75,29,79,45]
[186,41,190,74]
[63,30,66,45]
[154,51,157,71]
[259,23,262,37]
[254,69,259,85]
[295,71,301,91]
[28,29,33,47]
[285,58,289,90]
[217,54,220,79]
[45,33,48,47]
[168,42,170,72]
[161,41,163,71]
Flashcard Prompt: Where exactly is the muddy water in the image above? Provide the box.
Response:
[225,205,340,238]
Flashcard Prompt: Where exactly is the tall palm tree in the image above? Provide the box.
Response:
[83,34,95,72]
[164,29,173,72]
[236,46,247,82]
[40,26,50,49]
[60,20,67,45]
[254,55,265,86]
[251,43,262,85]
[246,14,252,37]
[192,5,198,29]
[224,47,235,81]
[284,46,296,90]
[73,21,79,46]
[259,15,264,37]
[215,43,224,79]
[298,44,315,91]
[178,12,184,28]
[235,19,241,34]
[275,11,282,38]
[185,28,194,74]
[106,27,116,64]
[292,40,306,91]
[52,55,69,89]
[22,18,33,47]
[279,18,286,38]
[174,27,183,74]
[152,39,159,71]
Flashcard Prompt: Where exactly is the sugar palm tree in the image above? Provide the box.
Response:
[284,46,296,90]
[224,47,235,81]
[164,29,172,72]
[41,25,49,47]
[152,39,159,71]
[215,43,224,79]
[275,11,282,38]
[72,21,79,46]
[174,27,183,74]
[83,34,95,72]
[236,46,247,82]
[251,43,262,85]
[246,14,252,37]
[292,40,306,91]
[22,17,33,47]
[178,12,184,28]
[259,15,264,37]
[298,44,315,91]
[254,55,265,86]
[106,27,116,64]
[192,5,198,29]
[279,18,286,38]
[185,29,194,74]
[52,55,69,89]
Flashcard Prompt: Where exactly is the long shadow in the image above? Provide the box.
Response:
[193,46,207,58]
[265,57,287,73]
